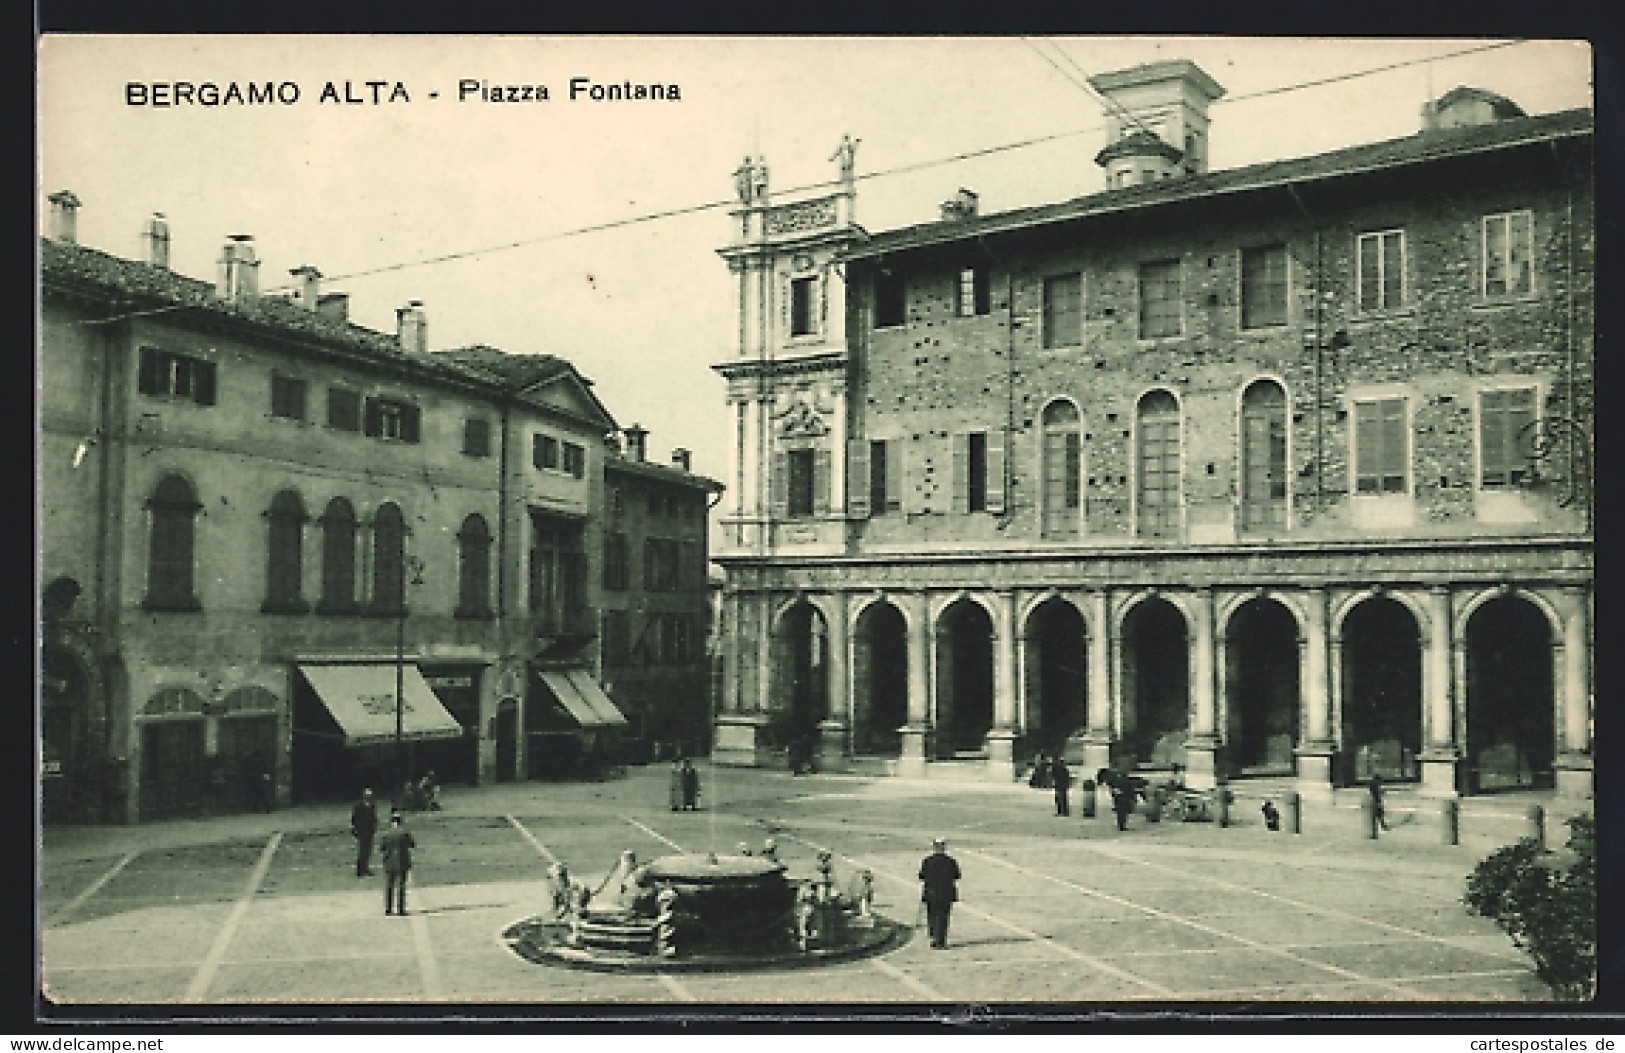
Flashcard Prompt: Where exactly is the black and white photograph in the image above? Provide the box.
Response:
[35,34,1599,1016]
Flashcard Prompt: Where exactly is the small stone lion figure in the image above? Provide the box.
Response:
[845,867,875,924]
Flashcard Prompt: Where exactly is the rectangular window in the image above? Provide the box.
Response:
[790,276,817,336]
[463,418,491,457]
[957,266,991,317]
[1353,398,1409,495]
[270,372,306,421]
[967,431,988,513]
[869,439,889,514]
[601,610,630,664]
[363,396,420,443]
[1480,387,1538,488]
[1483,211,1534,297]
[533,434,559,470]
[562,442,586,478]
[1138,259,1182,339]
[874,270,905,328]
[327,388,361,432]
[137,347,217,406]
[1357,230,1406,312]
[1042,273,1082,348]
[787,449,815,516]
[1241,245,1289,329]
[603,531,629,590]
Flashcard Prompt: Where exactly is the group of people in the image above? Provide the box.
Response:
[350,786,420,916]
[668,758,701,811]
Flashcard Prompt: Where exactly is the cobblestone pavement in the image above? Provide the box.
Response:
[38,766,1556,1012]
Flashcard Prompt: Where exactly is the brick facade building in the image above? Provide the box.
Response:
[711,62,1593,802]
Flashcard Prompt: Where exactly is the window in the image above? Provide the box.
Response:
[603,531,630,591]
[1483,211,1533,297]
[1138,259,1182,339]
[601,610,630,664]
[562,442,586,479]
[137,347,216,405]
[1480,387,1538,488]
[1041,401,1082,540]
[529,514,586,632]
[642,538,680,591]
[967,431,988,513]
[533,434,559,471]
[263,490,307,613]
[1241,245,1289,329]
[270,373,307,421]
[144,475,201,611]
[787,449,816,516]
[1357,230,1405,312]
[456,514,492,618]
[463,418,491,458]
[1240,381,1288,530]
[317,498,358,613]
[364,397,420,443]
[874,270,905,328]
[958,266,991,317]
[370,503,406,614]
[327,388,362,432]
[1353,398,1409,495]
[869,439,891,514]
[790,276,817,336]
[1137,391,1181,538]
[1042,273,1082,348]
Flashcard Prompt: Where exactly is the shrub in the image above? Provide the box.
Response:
[1463,813,1596,1001]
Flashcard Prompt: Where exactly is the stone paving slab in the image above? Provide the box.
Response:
[42,965,197,1004]
[206,958,423,1002]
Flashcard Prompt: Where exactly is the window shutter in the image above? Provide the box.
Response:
[1509,212,1532,294]
[1383,401,1407,492]
[846,438,871,518]
[985,429,1007,514]
[363,398,382,437]
[886,440,904,512]
[950,433,969,514]
[769,450,790,520]
[812,448,831,514]
[194,360,217,406]
[138,347,161,394]
[1354,403,1378,493]
[401,403,421,444]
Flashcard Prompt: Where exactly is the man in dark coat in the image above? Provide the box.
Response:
[1052,757,1072,817]
[680,759,700,810]
[917,837,961,950]
[1369,772,1389,831]
[379,811,418,915]
[350,788,378,876]
[1111,781,1139,832]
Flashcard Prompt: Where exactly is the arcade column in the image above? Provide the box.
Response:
[897,591,932,779]
[817,594,849,771]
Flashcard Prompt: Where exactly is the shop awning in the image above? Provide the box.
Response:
[538,670,629,729]
[298,664,465,747]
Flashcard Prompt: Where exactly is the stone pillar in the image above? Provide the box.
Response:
[898,591,931,778]
[713,591,771,766]
[817,594,849,770]
[1418,587,1460,797]
[1554,586,1593,798]
[1082,590,1115,775]
[1295,588,1335,799]
[987,591,1018,781]
[1184,589,1219,790]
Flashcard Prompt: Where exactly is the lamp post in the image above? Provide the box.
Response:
[395,555,425,802]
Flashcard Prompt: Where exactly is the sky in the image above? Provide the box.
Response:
[37,35,1593,498]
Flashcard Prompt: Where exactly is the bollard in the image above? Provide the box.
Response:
[1524,803,1545,850]
[1284,791,1301,834]
[1358,795,1378,839]
[1079,781,1097,819]
[1215,786,1231,828]
[1439,798,1459,845]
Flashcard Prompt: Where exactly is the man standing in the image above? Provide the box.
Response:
[917,836,961,950]
[350,787,378,877]
[1111,780,1139,832]
[1052,757,1072,817]
[1369,772,1390,832]
[379,811,417,916]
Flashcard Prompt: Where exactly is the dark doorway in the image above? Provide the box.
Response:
[853,602,907,755]
[1025,599,1086,756]
[494,699,518,782]
[775,602,828,750]
[1225,598,1300,775]
[936,600,994,756]
[41,642,87,824]
[139,720,205,821]
[1341,596,1422,783]
[1465,596,1555,791]
[1121,598,1188,768]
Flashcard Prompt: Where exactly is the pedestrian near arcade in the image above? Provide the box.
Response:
[680,758,700,811]
[668,758,684,812]
[917,836,961,950]
[379,811,417,915]
[1051,757,1072,817]
[1111,780,1138,832]
[1261,799,1282,832]
[1369,772,1390,832]
[350,787,378,877]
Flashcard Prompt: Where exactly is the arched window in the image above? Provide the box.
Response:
[144,475,201,611]
[371,503,406,614]
[263,490,308,612]
[457,514,493,618]
[317,498,358,614]
[1136,391,1181,539]
[1041,400,1082,540]
[1240,380,1288,531]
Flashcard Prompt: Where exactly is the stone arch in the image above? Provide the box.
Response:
[772,591,835,634]
[1453,584,1564,642]
[851,596,909,757]
[1117,592,1190,768]
[771,596,829,749]
[1113,587,1193,637]
[1462,591,1557,792]
[933,594,996,757]
[852,591,915,635]
[1331,586,1430,640]
[1018,588,1088,635]
[1338,591,1424,783]
[929,589,998,633]
[1022,593,1088,754]
[1217,588,1306,640]
[1221,594,1302,775]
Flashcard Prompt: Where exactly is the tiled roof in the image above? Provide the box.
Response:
[605,452,724,493]
[843,107,1591,261]
[430,345,569,391]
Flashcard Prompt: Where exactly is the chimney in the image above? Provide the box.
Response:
[604,432,624,456]
[48,191,81,244]
[144,213,171,268]
[939,188,979,222]
[1088,60,1225,188]
[290,265,322,310]
[623,424,648,462]
[395,300,427,354]
[217,234,260,302]
[316,291,349,323]
[671,448,692,472]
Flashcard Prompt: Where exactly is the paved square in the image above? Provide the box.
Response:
[39,767,1557,1009]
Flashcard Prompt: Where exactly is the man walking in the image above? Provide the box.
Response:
[379,811,417,916]
[1111,780,1139,832]
[917,836,961,950]
[1369,772,1390,832]
[350,787,378,877]
[1052,757,1072,817]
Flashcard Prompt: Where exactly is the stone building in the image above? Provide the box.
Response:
[38,202,650,821]
[711,62,1593,803]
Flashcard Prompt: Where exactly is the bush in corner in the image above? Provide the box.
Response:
[1463,813,1595,1001]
